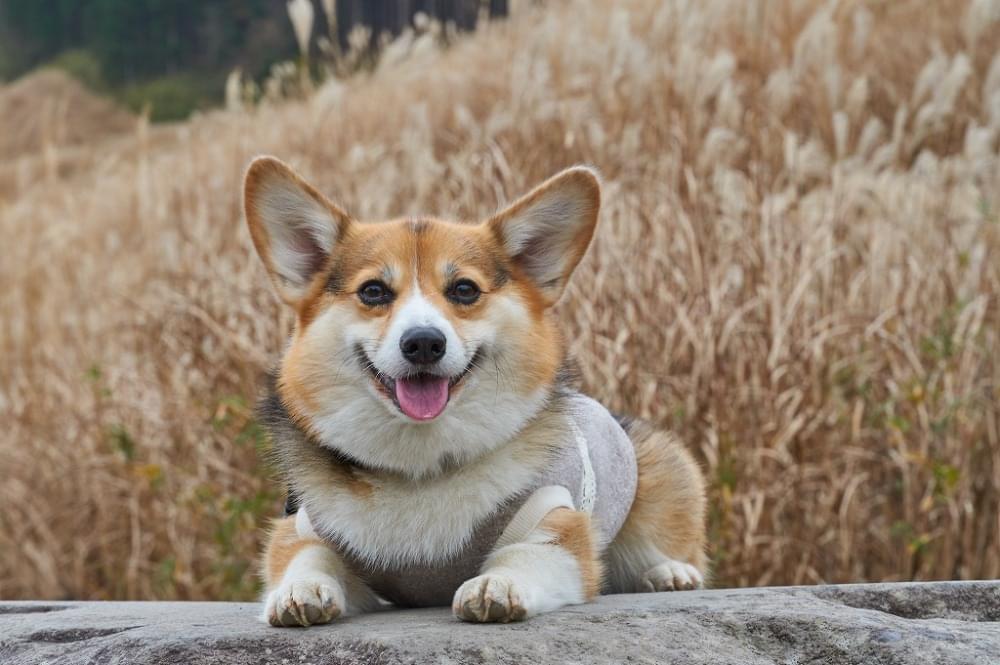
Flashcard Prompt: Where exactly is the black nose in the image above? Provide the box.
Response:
[400,327,447,365]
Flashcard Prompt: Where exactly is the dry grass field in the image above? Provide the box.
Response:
[1,0,998,601]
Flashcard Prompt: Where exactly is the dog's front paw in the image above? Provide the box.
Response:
[640,559,704,592]
[265,576,345,627]
[453,574,528,623]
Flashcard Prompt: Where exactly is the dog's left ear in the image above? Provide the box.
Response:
[488,166,601,305]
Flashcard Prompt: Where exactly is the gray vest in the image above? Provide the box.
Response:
[307,393,637,607]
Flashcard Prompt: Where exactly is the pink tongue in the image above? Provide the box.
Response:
[395,376,450,421]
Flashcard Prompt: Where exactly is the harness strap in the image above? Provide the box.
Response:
[494,485,575,550]
[571,420,597,514]
[494,422,598,548]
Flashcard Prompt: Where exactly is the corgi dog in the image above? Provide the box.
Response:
[243,157,707,626]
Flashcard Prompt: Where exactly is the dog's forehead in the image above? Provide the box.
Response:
[348,218,503,279]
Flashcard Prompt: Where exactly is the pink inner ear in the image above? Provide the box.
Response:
[289,230,328,280]
[517,239,563,289]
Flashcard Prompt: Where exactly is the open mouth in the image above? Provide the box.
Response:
[357,346,480,422]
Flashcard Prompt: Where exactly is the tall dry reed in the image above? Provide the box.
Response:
[1,0,998,599]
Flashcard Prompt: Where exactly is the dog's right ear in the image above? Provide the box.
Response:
[243,156,352,307]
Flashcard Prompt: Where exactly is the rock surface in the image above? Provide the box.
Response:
[1,581,998,664]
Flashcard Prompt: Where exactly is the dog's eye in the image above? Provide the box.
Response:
[447,279,481,305]
[358,280,394,306]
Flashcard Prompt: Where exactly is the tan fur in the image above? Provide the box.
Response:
[264,516,322,586]
[538,508,603,598]
[244,159,588,420]
[277,214,567,412]
[609,420,708,590]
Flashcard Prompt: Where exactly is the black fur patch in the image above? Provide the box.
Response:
[283,491,300,516]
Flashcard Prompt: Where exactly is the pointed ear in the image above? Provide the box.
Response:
[487,166,601,305]
[243,156,352,306]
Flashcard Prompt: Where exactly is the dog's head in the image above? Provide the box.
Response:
[244,157,600,476]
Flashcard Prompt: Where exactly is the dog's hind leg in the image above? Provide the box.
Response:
[262,513,380,626]
[605,420,708,593]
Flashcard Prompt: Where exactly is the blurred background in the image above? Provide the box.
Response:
[0,0,508,121]
[0,0,998,601]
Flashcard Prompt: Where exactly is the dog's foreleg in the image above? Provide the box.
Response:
[453,507,601,623]
[262,513,380,626]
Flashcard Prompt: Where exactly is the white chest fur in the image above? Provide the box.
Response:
[298,413,566,568]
